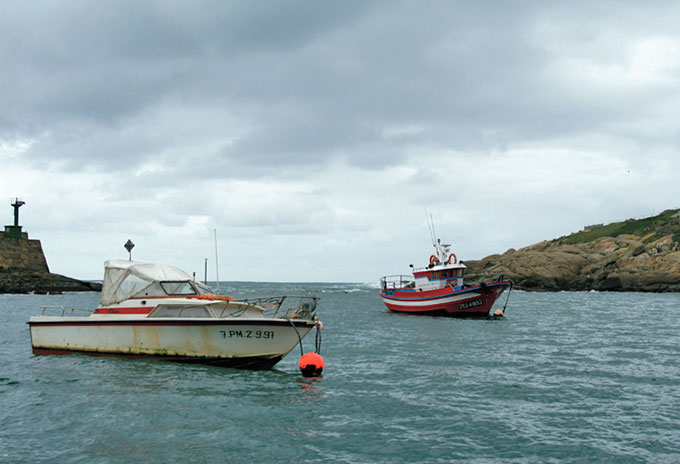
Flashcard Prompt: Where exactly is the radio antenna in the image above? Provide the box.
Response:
[424,208,437,250]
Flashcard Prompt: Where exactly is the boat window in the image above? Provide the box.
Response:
[179,306,211,317]
[137,282,168,297]
[149,305,212,318]
[160,281,197,295]
[119,274,151,297]
[195,282,216,295]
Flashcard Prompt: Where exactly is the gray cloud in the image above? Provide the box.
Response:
[6,0,674,172]
[2,0,680,280]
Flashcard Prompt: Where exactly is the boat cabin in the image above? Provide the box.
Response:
[412,261,466,291]
[99,260,217,306]
[379,239,468,293]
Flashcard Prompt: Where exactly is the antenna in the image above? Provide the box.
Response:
[204,257,208,285]
[214,229,220,293]
[431,215,438,251]
[424,209,438,251]
[436,204,445,240]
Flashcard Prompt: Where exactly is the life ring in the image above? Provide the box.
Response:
[429,255,440,265]
[448,253,457,264]
[189,294,235,301]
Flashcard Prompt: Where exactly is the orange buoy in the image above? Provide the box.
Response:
[493,309,504,317]
[299,352,324,377]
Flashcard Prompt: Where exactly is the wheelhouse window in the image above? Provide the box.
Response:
[149,305,212,318]
[160,281,197,295]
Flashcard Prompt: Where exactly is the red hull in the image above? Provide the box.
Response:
[379,281,511,317]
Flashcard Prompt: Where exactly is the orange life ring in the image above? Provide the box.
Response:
[189,294,235,301]
[448,253,457,264]
[429,255,440,265]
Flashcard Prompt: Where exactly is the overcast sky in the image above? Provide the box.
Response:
[2,1,679,283]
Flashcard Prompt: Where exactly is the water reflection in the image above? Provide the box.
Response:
[297,376,325,403]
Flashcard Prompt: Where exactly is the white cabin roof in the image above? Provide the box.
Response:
[104,260,192,281]
[101,260,194,306]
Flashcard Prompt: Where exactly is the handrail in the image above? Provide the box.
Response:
[380,275,416,291]
[214,296,319,320]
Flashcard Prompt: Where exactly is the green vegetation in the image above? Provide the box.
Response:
[561,209,680,245]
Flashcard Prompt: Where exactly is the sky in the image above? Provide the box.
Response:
[2,1,680,283]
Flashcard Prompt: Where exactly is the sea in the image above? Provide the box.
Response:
[1,284,679,463]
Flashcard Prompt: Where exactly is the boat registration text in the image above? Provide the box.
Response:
[220,330,275,339]
[459,299,483,310]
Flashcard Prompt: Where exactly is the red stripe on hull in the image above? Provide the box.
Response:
[380,282,510,318]
[31,347,283,370]
[94,307,153,315]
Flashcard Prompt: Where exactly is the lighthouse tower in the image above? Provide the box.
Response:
[0,199,50,273]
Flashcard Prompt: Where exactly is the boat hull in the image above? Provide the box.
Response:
[379,281,511,317]
[28,318,316,369]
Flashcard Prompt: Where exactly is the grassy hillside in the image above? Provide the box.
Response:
[559,209,680,245]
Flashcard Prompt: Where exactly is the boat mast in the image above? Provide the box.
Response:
[214,229,220,293]
[425,210,438,253]
[425,208,451,264]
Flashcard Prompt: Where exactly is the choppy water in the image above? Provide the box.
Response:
[1,285,679,463]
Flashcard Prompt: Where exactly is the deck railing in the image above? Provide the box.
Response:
[380,275,416,291]
[212,296,319,320]
[39,297,319,321]
[39,305,94,317]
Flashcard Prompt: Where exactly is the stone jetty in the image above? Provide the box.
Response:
[0,199,101,294]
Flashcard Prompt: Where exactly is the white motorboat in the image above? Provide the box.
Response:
[28,260,323,369]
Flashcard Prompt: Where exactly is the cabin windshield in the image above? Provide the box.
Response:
[160,281,197,295]
[195,282,216,295]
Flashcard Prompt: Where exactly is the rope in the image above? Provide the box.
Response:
[315,323,322,354]
[287,318,305,357]
[502,281,513,313]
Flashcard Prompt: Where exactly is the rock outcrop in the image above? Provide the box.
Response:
[464,209,680,292]
[0,269,101,294]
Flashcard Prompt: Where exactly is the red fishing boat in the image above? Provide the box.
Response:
[379,238,511,317]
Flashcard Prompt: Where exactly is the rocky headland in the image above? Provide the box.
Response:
[464,209,680,292]
[0,269,101,294]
